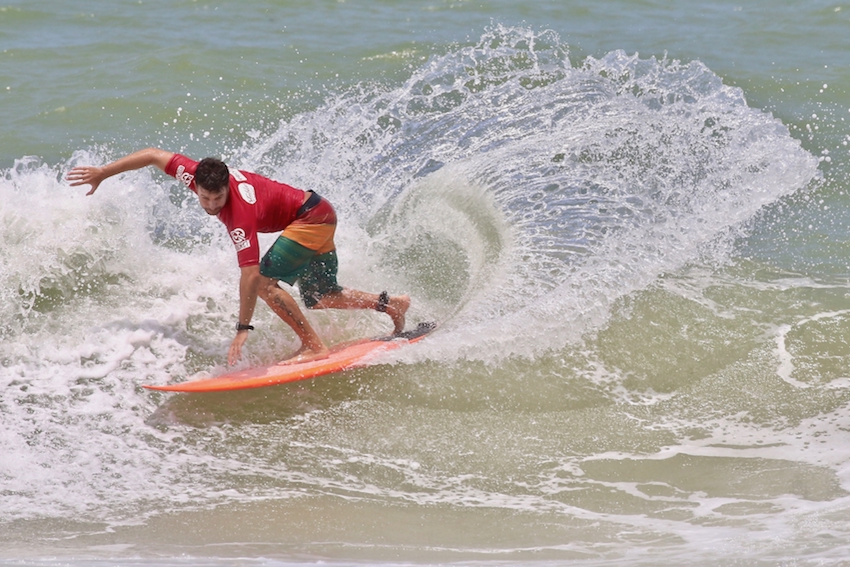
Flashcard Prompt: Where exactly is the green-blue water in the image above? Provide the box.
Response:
[3,1,850,565]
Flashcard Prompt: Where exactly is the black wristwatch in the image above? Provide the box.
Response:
[236,323,254,331]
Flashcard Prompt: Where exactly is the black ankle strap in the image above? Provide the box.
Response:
[376,291,389,312]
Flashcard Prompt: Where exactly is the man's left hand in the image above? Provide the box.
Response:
[228,331,249,366]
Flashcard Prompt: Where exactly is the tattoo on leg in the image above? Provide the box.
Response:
[272,293,306,329]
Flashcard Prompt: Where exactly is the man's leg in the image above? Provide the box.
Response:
[257,275,330,363]
[311,289,410,335]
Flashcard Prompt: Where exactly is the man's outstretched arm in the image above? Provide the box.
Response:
[67,148,174,195]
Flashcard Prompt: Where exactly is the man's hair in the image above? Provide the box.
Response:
[195,157,230,192]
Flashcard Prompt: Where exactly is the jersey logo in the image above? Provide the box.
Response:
[229,228,251,252]
[229,168,247,182]
[175,164,194,188]
[238,182,256,204]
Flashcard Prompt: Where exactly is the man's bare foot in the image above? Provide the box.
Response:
[277,345,330,366]
[386,294,410,335]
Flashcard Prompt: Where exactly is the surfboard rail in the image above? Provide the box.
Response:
[143,322,436,393]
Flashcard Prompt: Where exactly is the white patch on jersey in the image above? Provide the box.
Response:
[229,168,247,182]
[175,164,194,188]
[229,228,251,252]
[238,182,256,204]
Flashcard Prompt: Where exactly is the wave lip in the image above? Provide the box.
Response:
[256,26,820,361]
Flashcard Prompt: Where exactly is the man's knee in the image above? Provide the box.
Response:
[307,289,342,310]
[303,292,323,309]
[257,277,280,301]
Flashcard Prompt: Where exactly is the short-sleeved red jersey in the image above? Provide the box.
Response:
[165,154,307,267]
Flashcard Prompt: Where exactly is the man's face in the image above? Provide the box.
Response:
[196,186,228,215]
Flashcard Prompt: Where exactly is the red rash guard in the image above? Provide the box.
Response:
[165,154,306,267]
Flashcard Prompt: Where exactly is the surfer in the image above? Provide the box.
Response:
[67,148,410,365]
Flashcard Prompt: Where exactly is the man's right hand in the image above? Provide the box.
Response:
[66,166,107,195]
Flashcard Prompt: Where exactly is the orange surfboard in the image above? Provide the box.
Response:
[143,322,436,393]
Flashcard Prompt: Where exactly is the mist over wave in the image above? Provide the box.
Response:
[0,25,821,531]
[234,25,819,361]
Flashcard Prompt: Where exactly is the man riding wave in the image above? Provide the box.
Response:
[67,148,410,365]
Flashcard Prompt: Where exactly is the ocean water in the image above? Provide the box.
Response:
[2,1,850,565]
